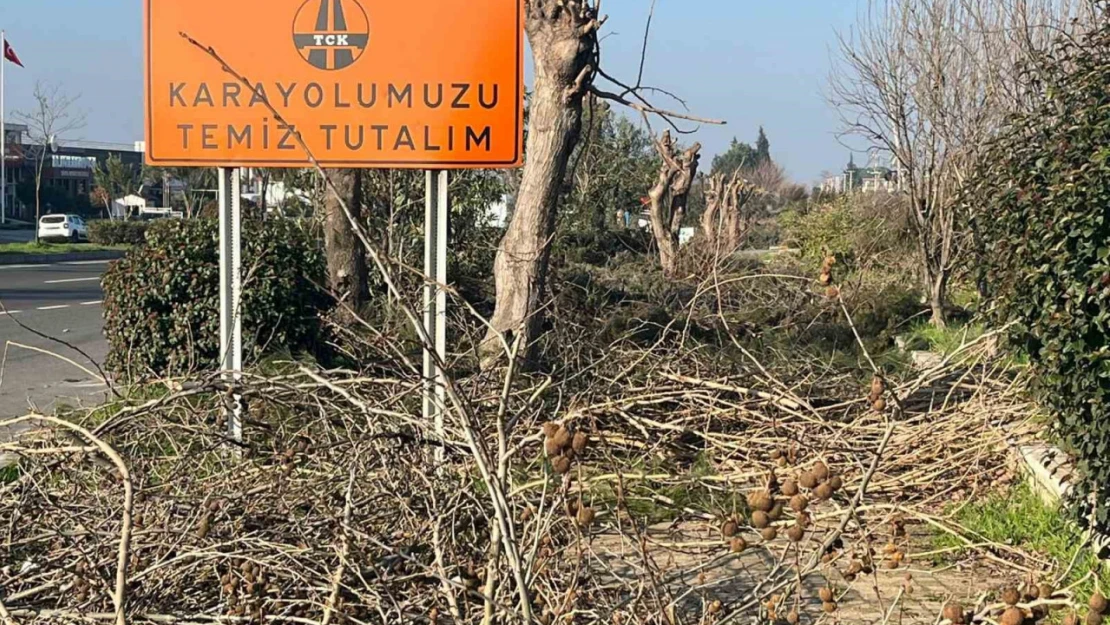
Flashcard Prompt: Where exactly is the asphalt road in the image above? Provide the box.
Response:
[0,228,34,244]
[0,261,110,433]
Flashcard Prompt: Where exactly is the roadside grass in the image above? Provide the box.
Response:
[901,320,986,354]
[932,481,1110,599]
[0,464,18,483]
[0,241,128,255]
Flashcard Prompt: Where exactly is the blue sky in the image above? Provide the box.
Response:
[0,0,860,184]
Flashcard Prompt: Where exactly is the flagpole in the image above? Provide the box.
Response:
[1,29,6,225]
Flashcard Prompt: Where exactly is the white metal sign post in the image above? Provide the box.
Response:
[218,167,244,443]
[424,170,449,447]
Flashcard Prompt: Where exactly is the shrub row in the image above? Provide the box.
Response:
[88,220,149,246]
[102,218,329,380]
[971,21,1110,530]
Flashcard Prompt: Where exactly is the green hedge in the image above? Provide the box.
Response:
[971,21,1110,530]
[102,218,329,380]
[88,220,149,246]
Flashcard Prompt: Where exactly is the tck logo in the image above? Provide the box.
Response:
[293,0,370,71]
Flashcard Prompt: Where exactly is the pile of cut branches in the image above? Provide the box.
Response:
[0,311,1068,624]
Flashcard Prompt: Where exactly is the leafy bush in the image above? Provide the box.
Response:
[971,20,1110,530]
[102,218,329,380]
[88,220,149,246]
[780,195,912,273]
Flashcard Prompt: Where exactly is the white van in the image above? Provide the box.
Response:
[38,214,89,242]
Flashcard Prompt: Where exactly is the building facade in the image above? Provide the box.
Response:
[1,125,143,221]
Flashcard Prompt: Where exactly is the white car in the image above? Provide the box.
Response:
[38,214,89,242]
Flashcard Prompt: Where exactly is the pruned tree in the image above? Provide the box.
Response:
[481,0,722,366]
[703,172,754,253]
[14,82,84,242]
[647,131,700,276]
[830,0,1094,326]
[702,159,785,252]
[480,0,601,365]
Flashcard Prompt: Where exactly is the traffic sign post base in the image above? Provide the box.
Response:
[218,167,244,444]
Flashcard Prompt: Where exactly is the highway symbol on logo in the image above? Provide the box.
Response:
[293,0,370,71]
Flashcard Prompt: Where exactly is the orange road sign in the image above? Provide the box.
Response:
[144,0,524,169]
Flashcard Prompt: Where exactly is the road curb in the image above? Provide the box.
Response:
[0,250,126,266]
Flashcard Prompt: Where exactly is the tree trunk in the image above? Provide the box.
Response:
[324,169,369,316]
[927,266,948,328]
[34,168,43,244]
[648,132,700,277]
[480,1,597,366]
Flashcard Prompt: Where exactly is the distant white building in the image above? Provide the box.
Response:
[821,151,903,195]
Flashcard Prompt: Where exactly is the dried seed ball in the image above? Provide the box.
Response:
[748,489,774,513]
[576,506,595,528]
[823,601,838,614]
[1091,594,1108,614]
[782,480,799,497]
[1025,585,1041,601]
[552,426,572,451]
[871,376,885,398]
[813,461,830,481]
[884,559,900,570]
[819,587,835,603]
[722,520,740,538]
[1088,612,1105,625]
[800,471,819,490]
[828,475,844,493]
[544,437,563,458]
[873,398,888,412]
[787,524,805,542]
[846,560,863,575]
[826,286,841,298]
[883,542,898,555]
[1038,584,1055,601]
[1001,608,1025,625]
[761,526,779,541]
[730,537,748,553]
[787,609,800,625]
[709,600,722,614]
[542,422,559,439]
[769,502,785,522]
[771,449,783,460]
[571,432,589,454]
[1002,587,1021,607]
[551,455,572,475]
[815,483,834,501]
[1063,614,1080,625]
[790,495,809,513]
[819,271,833,285]
[943,603,964,624]
[752,511,771,530]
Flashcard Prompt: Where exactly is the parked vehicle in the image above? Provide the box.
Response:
[38,214,89,242]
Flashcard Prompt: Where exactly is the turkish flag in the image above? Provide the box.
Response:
[4,39,24,68]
